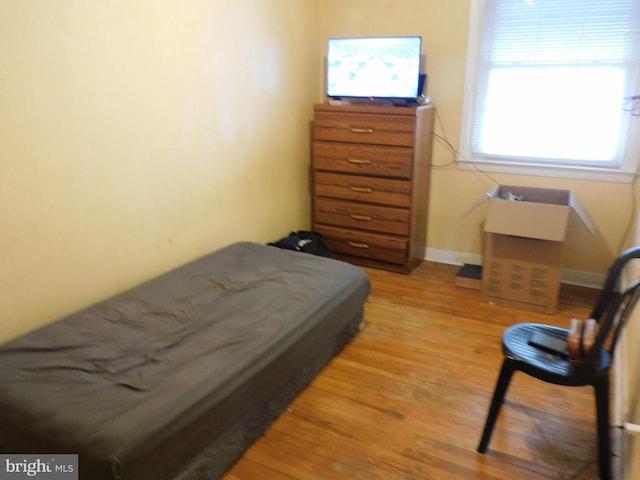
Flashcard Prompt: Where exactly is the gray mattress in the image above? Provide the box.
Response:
[0,242,370,479]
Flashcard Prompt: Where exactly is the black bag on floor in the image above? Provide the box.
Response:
[268,230,329,257]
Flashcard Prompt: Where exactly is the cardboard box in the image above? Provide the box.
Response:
[468,185,595,314]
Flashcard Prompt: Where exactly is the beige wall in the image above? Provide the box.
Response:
[0,0,320,341]
[2,0,638,341]
[625,231,640,479]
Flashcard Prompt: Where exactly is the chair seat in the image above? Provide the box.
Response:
[503,323,612,386]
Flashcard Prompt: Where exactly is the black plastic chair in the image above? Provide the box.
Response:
[477,246,640,480]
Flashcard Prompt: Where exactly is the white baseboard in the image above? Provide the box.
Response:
[425,247,483,268]
[425,247,605,289]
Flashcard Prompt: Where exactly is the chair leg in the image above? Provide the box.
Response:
[594,379,612,480]
[477,359,516,453]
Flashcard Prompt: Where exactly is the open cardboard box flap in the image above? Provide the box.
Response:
[466,185,596,240]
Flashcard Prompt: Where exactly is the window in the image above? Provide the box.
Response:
[461,0,640,181]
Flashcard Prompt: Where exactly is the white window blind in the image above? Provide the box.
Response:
[469,0,640,168]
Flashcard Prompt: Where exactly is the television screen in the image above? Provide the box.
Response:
[327,36,422,99]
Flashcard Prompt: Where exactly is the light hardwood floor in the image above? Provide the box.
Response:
[224,261,608,480]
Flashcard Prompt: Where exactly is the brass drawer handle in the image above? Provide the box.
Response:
[349,186,372,193]
[350,214,372,221]
[347,158,372,165]
[350,127,374,134]
[347,241,370,249]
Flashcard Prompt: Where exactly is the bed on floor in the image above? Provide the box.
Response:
[0,241,370,480]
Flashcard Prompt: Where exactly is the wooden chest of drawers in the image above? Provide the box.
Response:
[312,103,435,273]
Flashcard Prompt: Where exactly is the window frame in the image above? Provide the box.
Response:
[459,0,640,184]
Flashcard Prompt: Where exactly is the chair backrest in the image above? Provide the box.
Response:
[591,246,640,321]
[581,247,640,371]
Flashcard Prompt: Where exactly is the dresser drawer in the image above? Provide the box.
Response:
[314,197,410,236]
[313,142,413,179]
[316,225,408,265]
[314,112,415,147]
[314,171,411,208]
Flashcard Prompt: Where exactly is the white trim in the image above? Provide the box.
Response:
[425,247,483,268]
[459,0,484,171]
[624,423,640,436]
[617,336,631,480]
[457,158,639,184]
[615,334,628,427]
[561,268,606,289]
[425,247,605,289]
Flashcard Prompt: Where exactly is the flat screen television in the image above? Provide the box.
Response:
[326,36,423,100]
